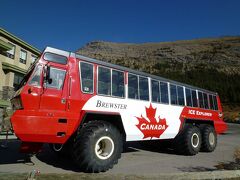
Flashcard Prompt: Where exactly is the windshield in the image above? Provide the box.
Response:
[17,64,36,90]
[17,56,42,90]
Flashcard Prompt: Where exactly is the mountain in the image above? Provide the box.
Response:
[76,36,240,121]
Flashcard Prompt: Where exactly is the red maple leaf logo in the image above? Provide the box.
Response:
[136,103,168,139]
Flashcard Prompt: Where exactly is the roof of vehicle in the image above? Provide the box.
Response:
[44,46,217,95]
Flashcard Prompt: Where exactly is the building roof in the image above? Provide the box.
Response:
[0,39,13,51]
[0,28,41,55]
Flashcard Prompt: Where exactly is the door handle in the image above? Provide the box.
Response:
[61,98,66,104]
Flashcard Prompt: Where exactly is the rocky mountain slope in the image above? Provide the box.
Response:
[77,37,240,120]
[77,37,240,75]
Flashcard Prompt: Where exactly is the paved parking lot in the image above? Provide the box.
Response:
[0,123,239,175]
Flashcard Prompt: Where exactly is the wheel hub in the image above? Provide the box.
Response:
[95,136,114,160]
[191,133,199,148]
[209,132,215,146]
[53,143,63,152]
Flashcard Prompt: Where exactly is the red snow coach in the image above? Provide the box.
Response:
[11,47,227,172]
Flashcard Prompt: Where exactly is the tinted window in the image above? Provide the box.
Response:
[177,86,185,106]
[44,52,67,64]
[209,94,214,110]
[170,84,177,105]
[185,88,192,107]
[192,90,198,107]
[128,74,138,99]
[151,80,160,103]
[46,67,66,90]
[98,67,111,95]
[80,62,93,93]
[160,82,169,104]
[213,96,218,110]
[112,70,124,97]
[198,91,204,108]
[203,93,209,109]
[139,77,149,101]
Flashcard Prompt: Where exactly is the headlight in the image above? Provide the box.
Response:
[11,96,23,110]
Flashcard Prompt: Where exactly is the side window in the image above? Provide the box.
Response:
[29,65,42,87]
[139,76,149,101]
[198,91,204,108]
[191,90,198,107]
[177,86,185,106]
[170,84,177,105]
[160,82,169,104]
[185,88,192,107]
[203,93,209,109]
[80,62,93,93]
[98,67,111,95]
[209,94,214,110]
[46,67,66,90]
[213,95,218,110]
[128,74,138,99]
[151,79,160,103]
[112,70,124,97]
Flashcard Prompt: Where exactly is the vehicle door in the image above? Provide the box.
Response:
[38,65,69,143]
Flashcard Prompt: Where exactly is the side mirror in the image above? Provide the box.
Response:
[45,65,52,84]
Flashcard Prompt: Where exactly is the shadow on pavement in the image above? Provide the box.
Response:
[177,166,216,172]
[35,140,176,172]
[0,139,33,165]
[124,140,176,155]
[0,138,181,172]
[36,144,82,172]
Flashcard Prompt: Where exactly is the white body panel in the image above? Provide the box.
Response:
[82,96,184,141]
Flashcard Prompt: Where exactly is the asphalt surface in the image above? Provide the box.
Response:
[0,123,239,175]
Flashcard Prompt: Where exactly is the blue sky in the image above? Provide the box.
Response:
[1,0,240,52]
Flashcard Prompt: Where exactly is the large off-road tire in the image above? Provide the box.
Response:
[174,124,202,155]
[200,125,217,152]
[72,121,123,173]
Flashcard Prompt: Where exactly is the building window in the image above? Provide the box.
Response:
[20,49,27,64]
[6,43,15,59]
[14,73,24,90]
